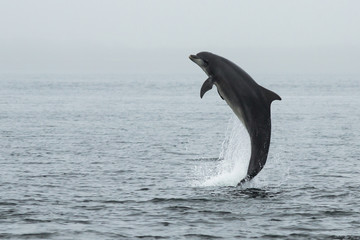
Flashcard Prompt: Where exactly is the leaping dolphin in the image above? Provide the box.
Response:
[189,52,281,185]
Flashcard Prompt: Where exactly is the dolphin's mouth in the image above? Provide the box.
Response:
[189,54,199,62]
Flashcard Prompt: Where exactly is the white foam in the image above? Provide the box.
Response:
[194,116,251,187]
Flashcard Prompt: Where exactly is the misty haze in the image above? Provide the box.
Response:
[1,0,359,74]
[1,1,359,239]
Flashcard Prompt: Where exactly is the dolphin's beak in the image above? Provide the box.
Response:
[189,55,198,62]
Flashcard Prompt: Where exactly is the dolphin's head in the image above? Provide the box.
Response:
[189,52,215,76]
[190,52,220,98]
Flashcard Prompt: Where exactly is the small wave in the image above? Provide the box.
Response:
[101,200,133,204]
[150,197,212,203]
[24,218,52,223]
[229,188,279,199]
[322,210,354,217]
[136,235,168,239]
[330,235,360,240]
[187,157,219,162]
[0,201,17,206]
[296,234,360,240]
[184,233,223,239]
[166,205,192,211]
[0,232,56,239]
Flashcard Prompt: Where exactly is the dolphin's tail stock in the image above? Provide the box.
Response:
[238,88,281,186]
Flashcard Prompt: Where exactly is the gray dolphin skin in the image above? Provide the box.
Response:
[189,52,281,185]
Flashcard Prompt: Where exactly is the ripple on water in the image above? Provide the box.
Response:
[0,232,56,239]
[183,234,223,239]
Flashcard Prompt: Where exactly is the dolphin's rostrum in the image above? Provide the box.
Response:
[189,52,281,185]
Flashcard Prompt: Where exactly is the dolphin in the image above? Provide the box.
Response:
[189,52,281,185]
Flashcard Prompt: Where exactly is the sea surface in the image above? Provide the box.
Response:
[0,74,359,239]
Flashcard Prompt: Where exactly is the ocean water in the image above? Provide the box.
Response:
[0,74,359,239]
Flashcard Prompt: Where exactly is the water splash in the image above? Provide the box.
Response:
[194,116,251,187]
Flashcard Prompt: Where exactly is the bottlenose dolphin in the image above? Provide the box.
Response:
[189,52,281,184]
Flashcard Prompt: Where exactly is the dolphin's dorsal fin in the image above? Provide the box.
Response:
[260,86,281,103]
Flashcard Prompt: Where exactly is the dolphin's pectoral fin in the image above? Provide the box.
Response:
[217,89,224,100]
[200,77,213,98]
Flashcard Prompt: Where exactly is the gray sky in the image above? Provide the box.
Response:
[1,0,359,74]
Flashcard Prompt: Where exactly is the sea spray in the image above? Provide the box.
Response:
[194,116,251,187]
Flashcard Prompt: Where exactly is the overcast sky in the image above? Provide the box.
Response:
[1,0,359,74]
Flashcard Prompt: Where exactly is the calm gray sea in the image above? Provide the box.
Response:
[0,74,359,239]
